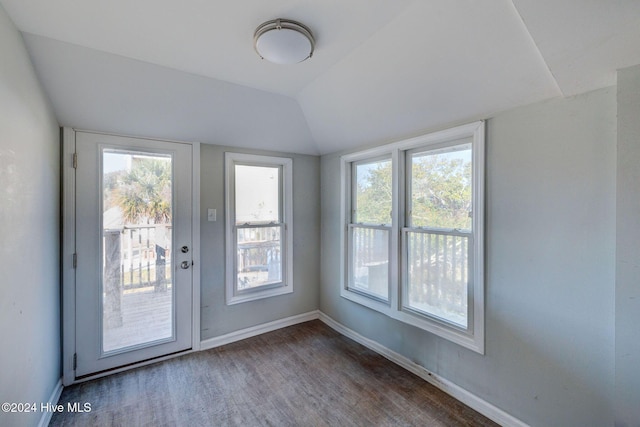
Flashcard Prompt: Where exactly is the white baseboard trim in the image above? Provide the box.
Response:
[37,378,63,427]
[200,310,320,351]
[318,312,528,427]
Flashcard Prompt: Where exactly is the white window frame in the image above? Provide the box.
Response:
[225,152,293,305]
[340,121,485,353]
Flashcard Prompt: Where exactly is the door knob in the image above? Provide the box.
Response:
[180,261,190,269]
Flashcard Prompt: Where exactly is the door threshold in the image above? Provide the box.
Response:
[72,348,193,385]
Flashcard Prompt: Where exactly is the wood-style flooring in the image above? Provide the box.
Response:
[51,320,498,426]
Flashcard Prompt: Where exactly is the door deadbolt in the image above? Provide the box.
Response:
[181,246,189,253]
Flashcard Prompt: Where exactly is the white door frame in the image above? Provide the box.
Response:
[61,127,200,385]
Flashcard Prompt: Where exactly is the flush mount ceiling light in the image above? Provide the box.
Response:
[254,19,315,64]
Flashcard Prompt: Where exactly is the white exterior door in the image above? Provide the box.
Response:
[73,131,193,378]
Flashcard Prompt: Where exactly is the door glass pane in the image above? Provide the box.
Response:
[237,226,282,290]
[235,165,280,224]
[350,226,389,300]
[410,143,472,230]
[102,150,173,353]
[406,231,468,328]
[354,159,392,225]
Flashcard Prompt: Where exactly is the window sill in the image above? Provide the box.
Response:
[226,284,292,305]
[340,287,484,354]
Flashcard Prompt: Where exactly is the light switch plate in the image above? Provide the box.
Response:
[207,208,216,222]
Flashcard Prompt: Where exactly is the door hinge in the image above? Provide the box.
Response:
[72,153,78,169]
[73,353,77,370]
[72,253,77,269]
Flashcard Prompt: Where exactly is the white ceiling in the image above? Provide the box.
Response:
[2,0,639,155]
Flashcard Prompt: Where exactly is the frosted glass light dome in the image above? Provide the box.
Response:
[254,19,315,64]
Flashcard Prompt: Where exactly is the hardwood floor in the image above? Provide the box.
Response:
[51,321,498,426]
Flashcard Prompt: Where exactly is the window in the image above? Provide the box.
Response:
[340,122,485,353]
[404,143,472,328]
[225,153,293,304]
[348,157,392,301]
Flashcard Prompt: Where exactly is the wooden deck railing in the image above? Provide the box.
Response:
[103,225,172,292]
[352,226,470,323]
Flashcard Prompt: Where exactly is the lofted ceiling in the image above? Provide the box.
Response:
[1,0,639,155]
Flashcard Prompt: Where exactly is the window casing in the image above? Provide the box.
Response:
[225,153,293,304]
[340,122,485,353]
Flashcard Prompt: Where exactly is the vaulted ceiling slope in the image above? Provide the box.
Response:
[2,0,639,155]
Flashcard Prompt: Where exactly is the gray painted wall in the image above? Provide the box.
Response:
[321,87,617,426]
[200,144,320,339]
[0,4,61,427]
[615,64,640,427]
